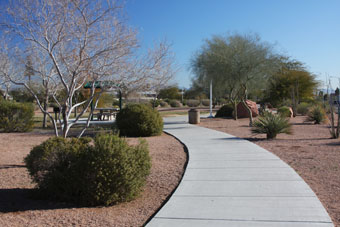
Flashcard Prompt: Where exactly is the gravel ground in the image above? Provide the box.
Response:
[200,116,340,226]
[0,132,186,227]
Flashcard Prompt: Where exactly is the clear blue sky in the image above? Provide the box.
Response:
[125,0,340,89]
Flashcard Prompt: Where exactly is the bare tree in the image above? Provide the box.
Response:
[1,0,176,137]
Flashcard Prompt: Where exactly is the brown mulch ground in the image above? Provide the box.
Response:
[200,116,340,226]
[0,132,186,227]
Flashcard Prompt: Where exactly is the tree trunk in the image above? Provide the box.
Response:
[42,93,49,128]
[242,100,253,126]
[62,106,68,138]
[291,88,297,117]
[232,101,238,120]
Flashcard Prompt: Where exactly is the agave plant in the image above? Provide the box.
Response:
[252,111,292,139]
[307,106,326,124]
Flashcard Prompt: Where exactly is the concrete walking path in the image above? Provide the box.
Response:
[146,116,333,227]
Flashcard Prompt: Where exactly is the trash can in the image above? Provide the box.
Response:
[188,109,200,124]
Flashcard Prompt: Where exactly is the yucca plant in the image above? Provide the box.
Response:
[252,111,292,139]
[307,106,326,124]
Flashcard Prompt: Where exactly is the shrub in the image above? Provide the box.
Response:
[169,100,181,108]
[186,99,200,107]
[307,106,326,124]
[201,99,210,106]
[297,102,310,115]
[150,99,161,108]
[116,104,163,137]
[159,100,168,107]
[0,100,34,132]
[252,111,292,139]
[277,106,291,118]
[25,134,151,206]
[215,104,233,118]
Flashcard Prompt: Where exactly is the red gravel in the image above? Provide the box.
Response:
[0,132,186,227]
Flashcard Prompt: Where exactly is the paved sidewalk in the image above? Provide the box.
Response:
[146,116,333,227]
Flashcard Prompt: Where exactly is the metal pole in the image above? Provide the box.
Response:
[208,79,213,118]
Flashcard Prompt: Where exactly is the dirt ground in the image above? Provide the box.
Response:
[0,132,186,227]
[200,116,340,226]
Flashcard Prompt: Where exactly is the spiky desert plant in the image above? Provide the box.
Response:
[307,105,326,124]
[252,111,292,139]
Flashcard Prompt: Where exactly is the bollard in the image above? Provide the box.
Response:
[188,109,200,124]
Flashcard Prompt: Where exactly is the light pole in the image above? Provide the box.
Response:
[208,79,213,118]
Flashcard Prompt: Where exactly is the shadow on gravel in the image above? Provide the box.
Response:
[0,165,26,169]
[0,188,76,213]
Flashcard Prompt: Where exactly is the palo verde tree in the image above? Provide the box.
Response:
[1,0,176,137]
[191,33,277,124]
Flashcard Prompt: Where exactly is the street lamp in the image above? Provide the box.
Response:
[208,79,213,118]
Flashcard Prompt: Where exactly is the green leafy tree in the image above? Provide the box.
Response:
[191,33,276,124]
[266,58,318,116]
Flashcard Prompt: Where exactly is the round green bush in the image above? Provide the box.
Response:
[116,104,163,137]
[186,99,200,107]
[159,100,168,107]
[169,99,181,108]
[0,100,34,132]
[201,99,210,107]
[297,102,310,115]
[25,134,151,206]
[277,106,291,118]
[215,104,234,118]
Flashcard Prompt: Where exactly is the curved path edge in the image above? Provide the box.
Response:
[146,116,333,227]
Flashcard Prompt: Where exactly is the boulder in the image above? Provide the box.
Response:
[237,100,259,118]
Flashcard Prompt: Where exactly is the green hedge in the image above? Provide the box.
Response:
[116,104,163,137]
[0,100,34,132]
[25,134,151,206]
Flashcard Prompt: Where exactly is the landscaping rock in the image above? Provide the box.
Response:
[237,100,259,118]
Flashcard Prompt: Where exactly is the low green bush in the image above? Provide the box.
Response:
[277,106,291,118]
[150,99,161,108]
[186,99,200,107]
[297,102,310,115]
[25,134,151,206]
[307,106,327,124]
[116,104,163,137]
[169,100,181,108]
[0,100,34,132]
[252,111,292,139]
[201,99,210,107]
[159,100,168,107]
[215,104,233,118]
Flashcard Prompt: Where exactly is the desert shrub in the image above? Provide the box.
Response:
[252,111,292,139]
[307,106,326,124]
[169,99,181,108]
[297,102,310,115]
[116,104,163,137]
[150,99,160,108]
[215,104,233,118]
[0,100,34,132]
[201,99,210,106]
[186,99,200,107]
[159,100,168,107]
[25,134,151,206]
[277,106,291,118]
